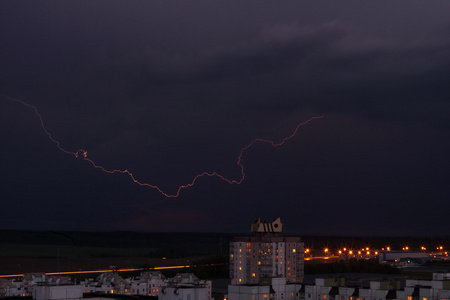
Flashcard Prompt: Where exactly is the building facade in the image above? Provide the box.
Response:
[160,273,211,300]
[230,218,304,285]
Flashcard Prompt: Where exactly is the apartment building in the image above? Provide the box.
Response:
[230,218,304,285]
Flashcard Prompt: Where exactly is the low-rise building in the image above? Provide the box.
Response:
[160,273,211,300]
[33,285,84,300]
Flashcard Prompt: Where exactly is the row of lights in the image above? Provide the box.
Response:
[305,246,446,255]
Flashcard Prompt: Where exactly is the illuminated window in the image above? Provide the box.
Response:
[239,249,242,252]
[408,297,412,300]
[111,290,114,294]
[291,293,294,297]
[252,273,256,277]
[423,298,427,300]
[239,279,242,282]
[293,249,296,253]
[258,261,261,265]
[239,267,242,270]
[264,295,268,299]
[323,295,327,299]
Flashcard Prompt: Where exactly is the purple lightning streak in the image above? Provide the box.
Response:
[3,94,324,197]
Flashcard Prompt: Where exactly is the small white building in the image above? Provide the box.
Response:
[160,273,211,300]
[228,284,272,300]
[0,279,26,297]
[144,271,167,296]
[228,277,302,300]
[303,273,450,300]
[305,278,345,300]
[33,285,84,300]
[81,272,128,294]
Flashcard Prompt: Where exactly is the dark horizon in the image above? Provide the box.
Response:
[1,229,450,240]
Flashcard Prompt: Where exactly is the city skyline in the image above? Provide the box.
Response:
[1,1,449,235]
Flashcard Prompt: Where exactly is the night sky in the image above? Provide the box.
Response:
[1,1,449,235]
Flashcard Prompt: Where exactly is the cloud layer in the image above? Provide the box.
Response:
[1,1,449,235]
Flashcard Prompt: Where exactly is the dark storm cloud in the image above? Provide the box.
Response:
[96,20,450,126]
[1,1,450,235]
[196,22,450,121]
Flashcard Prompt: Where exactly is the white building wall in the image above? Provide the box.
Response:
[419,288,433,300]
[438,289,450,300]
[272,243,277,277]
[228,285,271,300]
[149,278,166,296]
[5,285,24,297]
[396,290,406,300]
[372,289,388,300]
[359,288,373,300]
[277,243,286,277]
[338,287,355,300]
[130,282,149,295]
[33,285,84,300]
[167,287,209,300]
[318,286,333,300]
[433,273,450,281]
[233,242,249,284]
[305,285,318,300]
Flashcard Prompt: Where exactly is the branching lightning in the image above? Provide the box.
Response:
[3,94,323,197]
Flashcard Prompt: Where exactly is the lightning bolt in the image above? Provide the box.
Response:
[2,94,323,197]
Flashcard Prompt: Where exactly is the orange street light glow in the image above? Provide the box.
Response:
[0,265,191,278]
